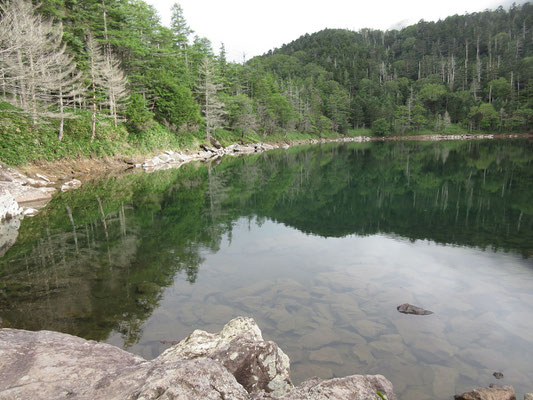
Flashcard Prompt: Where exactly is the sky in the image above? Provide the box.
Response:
[144,0,522,62]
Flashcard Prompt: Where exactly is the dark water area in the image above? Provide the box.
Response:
[1,140,533,400]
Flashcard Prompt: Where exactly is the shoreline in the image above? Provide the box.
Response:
[12,132,533,182]
[1,132,532,220]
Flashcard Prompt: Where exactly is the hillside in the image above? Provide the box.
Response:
[257,4,533,133]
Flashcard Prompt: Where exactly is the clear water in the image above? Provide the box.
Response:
[1,140,533,400]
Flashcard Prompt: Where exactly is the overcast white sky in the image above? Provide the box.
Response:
[144,0,520,62]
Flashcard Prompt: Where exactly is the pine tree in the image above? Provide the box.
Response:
[170,3,193,50]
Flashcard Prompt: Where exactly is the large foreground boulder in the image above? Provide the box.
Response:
[0,317,397,400]
[159,316,292,397]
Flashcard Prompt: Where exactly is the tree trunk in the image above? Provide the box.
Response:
[58,86,64,141]
[91,82,97,141]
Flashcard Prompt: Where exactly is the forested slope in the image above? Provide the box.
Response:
[261,4,533,134]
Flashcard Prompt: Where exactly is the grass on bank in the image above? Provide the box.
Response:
[0,104,350,166]
[0,102,525,167]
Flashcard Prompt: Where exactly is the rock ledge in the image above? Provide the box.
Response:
[0,317,397,400]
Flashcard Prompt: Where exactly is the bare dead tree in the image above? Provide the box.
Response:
[100,51,127,127]
[86,33,105,140]
[85,33,127,137]
[0,0,81,140]
[197,57,225,141]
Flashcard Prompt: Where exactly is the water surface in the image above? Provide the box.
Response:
[1,140,533,399]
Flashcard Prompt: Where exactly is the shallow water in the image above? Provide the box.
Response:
[1,140,533,399]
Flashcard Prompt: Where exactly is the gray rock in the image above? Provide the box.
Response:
[0,317,398,400]
[35,173,51,183]
[160,316,293,397]
[397,303,433,315]
[22,207,38,216]
[196,150,214,159]
[142,159,155,168]
[0,328,248,400]
[0,181,55,204]
[0,187,22,221]
[454,384,516,400]
[0,172,13,182]
[274,375,397,400]
[60,179,82,192]
[158,153,172,163]
[0,216,20,257]
[210,138,222,149]
[200,144,216,152]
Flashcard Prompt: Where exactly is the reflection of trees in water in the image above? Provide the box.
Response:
[1,140,533,344]
[0,170,213,343]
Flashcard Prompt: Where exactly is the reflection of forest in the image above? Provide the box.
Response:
[1,140,532,344]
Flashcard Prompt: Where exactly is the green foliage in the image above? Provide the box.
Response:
[372,118,390,136]
[147,71,201,131]
[488,77,511,101]
[126,94,154,133]
[469,103,500,131]
[377,392,389,400]
[418,84,447,113]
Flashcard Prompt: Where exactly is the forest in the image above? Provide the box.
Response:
[0,0,532,165]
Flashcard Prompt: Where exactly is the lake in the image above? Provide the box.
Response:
[1,140,533,400]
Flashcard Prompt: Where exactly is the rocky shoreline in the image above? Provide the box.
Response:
[134,133,530,173]
[0,317,530,400]
[0,317,397,400]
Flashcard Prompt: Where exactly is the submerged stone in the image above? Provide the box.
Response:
[308,346,344,365]
[397,303,433,315]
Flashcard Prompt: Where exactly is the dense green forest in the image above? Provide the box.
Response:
[0,0,532,165]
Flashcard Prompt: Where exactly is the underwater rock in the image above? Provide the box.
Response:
[493,372,504,379]
[397,303,433,315]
